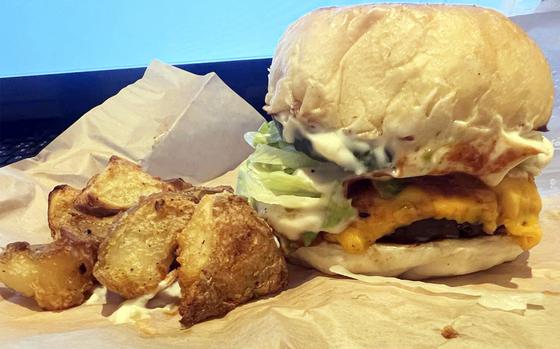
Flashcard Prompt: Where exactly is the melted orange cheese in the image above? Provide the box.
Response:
[493,176,542,250]
[326,176,541,253]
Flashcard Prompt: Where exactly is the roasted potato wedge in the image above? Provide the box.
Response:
[48,184,116,245]
[177,192,288,327]
[183,185,233,201]
[0,234,97,310]
[74,156,176,216]
[164,178,193,191]
[94,192,197,299]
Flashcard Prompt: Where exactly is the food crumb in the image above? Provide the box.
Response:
[441,325,459,339]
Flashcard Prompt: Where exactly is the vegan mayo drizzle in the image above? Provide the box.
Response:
[276,111,552,187]
[109,271,181,325]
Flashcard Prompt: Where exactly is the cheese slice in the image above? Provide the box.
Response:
[326,176,541,253]
[493,176,542,250]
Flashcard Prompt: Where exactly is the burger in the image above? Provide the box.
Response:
[237,4,554,279]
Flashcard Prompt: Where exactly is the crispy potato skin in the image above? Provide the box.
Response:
[74,156,176,216]
[94,192,197,299]
[0,234,96,310]
[48,184,116,246]
[177,193,288,328]
[183,185,233,201]
[164,178,193,191]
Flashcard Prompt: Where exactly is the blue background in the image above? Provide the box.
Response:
[0,0,541,78]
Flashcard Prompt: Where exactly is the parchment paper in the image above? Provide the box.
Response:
[1,12,560,349]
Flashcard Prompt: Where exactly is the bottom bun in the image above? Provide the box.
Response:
[288,236,523,280]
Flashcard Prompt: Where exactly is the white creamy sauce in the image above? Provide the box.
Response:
[480,130,554,186]
[257,203,324,240]
[109,293,156,325]
[255,160,356,240]
[276,111,553,187]
[109,271,179,325]
[161,280,181,298]
[307,132,368,174]
[148,280,182,308]
[277,112,375,174]
[84,286,108,305]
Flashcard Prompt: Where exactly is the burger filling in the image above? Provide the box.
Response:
[327,174,541,252]
[377,219,502,244]
[237,122,542,253]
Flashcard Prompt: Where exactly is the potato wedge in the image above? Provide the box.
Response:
[0,234,96,310]
[164,178,193,191]
[94,192,197,299]
[74,156,176,216]
[48,184,116,245]
[183,185,233,201]
[177,192,288,327]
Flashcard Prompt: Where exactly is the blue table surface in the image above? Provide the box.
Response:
[0,0,542,78]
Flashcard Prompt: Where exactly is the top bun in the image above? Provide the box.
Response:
[265,5,554,185]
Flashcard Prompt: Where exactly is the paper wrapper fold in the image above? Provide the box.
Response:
[1,13,560,349]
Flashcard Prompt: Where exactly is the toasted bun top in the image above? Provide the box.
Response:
[265,5,554,184]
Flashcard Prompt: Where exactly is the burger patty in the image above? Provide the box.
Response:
[377,218,505,244]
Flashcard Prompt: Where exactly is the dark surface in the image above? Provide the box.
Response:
[377,218,504,244]
[0,58,272,167]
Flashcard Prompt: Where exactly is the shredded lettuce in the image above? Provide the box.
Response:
[252,165,321,197]
[302,232,318,247]
[250,144,320,169]
[244,121,291,149]
[322,186,357,229]
[236,162,322,208]
[237,121,357,233]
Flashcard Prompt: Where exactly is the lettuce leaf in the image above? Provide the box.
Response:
[322,187,356,229]
[237,162,322,209]
[256,169,321,197]
[237,121,357,232]
[250,144,320,169]
[302,232,318,246]
[244,121,290,149]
